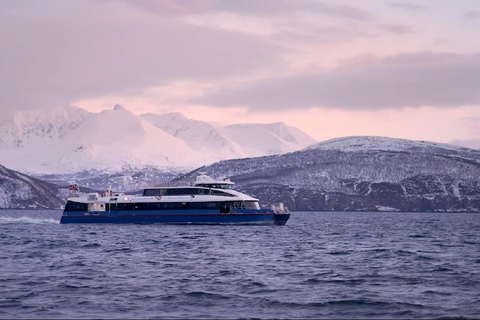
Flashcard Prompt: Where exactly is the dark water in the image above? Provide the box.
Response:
[0,210,479,319]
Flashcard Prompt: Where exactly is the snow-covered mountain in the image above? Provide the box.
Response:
[0,164,63,209]
[0,105,209,174]
[223,122,318,155]
[184,136,480,212]
[140,113,317,158]
[0,105,317,175]
[0,106,89,149]
[139,112,251,159]
[305,136,472,153]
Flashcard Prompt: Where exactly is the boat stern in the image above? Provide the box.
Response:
[273,213,290,225]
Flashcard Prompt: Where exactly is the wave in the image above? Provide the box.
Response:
[0,216,59,224]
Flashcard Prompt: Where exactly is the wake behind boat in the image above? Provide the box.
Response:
[60,173,290,225]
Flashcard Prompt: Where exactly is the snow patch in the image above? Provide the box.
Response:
[452,182,461,199]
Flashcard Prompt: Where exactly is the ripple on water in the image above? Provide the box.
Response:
[0,210,479,319]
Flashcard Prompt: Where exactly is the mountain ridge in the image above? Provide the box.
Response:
[184,136,480,212]
[0,105,317,175]
[306,136,473,153]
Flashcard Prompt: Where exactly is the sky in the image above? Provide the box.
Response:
[1,0,479,147]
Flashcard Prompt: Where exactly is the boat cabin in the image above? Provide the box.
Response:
[193,172,234,189]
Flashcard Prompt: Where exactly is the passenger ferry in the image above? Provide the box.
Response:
[60,173,290,225]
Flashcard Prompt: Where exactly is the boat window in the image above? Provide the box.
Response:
[164,188,200,196]
[65,201,88,212]
[143,187,233,197]
[197,184,232,189]
[209,190,235,197]
[232,201,244,209]
[190,202,217,209]
[143,189,164,196]
[143,188,202,196]
[191,201,234,209]
[244,201,260,210]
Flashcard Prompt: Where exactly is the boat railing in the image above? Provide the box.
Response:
[271,203,289,214]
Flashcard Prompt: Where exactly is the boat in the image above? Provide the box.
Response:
[60,172,290,225]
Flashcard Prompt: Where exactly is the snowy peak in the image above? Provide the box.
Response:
[79,106,148,142]
[144,112,220,137]
[142,112,187,123]
[305,136,472,153]
[227,122,302,143]
[141,113,318,157]
[223,122,317,155]
[0,106,208,174]
[0,106,89,148]
[113,104,126,111]
[140,112,246,158]
[43,107,210,172]
[0,106,317,175]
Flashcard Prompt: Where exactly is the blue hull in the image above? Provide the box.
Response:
[60,210,290,225]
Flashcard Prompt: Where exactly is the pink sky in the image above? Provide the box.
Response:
[1,0,479,147]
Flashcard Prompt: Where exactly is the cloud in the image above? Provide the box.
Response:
[390,2,428,12]
[0,1,282,111]
[462,10,480,23]
[460,116,480,136]
[198,52,480,110]
[125,0,373,20]
[380,24,413,35]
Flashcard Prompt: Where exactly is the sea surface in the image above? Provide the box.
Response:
[0,210,479,319]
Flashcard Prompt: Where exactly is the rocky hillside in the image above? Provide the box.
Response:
[0,164,64,209]
[0,164,182,209]
[183,136,480,212]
